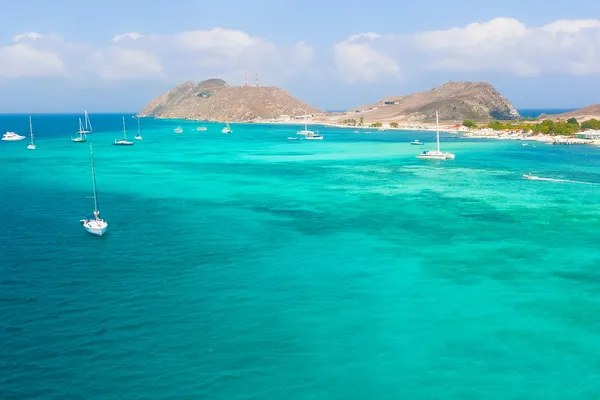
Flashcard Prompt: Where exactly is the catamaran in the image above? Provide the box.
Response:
[80,143,108,236]
[221,121,232,134]
[297,117,314,135]
[27,116,36,150]
[135,117,142,140]
[416,111,455,160]
[114,116,134,146]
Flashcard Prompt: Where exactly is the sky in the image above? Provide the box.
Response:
[1,0,600,112]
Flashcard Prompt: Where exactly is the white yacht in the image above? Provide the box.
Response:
[416,111,455,160]
[134,116,142,140]
[114,116,134,146]
[305,131,323,140]
[174,126,183,133]
[2,132,26,141]
[80,143,108,236]
[410,139,424,145]
[197,126,207,131]
[27,116,36,150]
[221,121,232,134]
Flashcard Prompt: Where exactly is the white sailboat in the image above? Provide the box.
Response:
[416,111,455,160]
[297,114,314,135]
[174,125,183,133]
[72,118,88,142]
[78,110,93,135]
[80,143,108,236]
[114,116,134,146]
[135,116,142,140]
[26,116,36,150]
[221,121,232,134]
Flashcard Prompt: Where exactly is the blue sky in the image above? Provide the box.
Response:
[1,0,600,112]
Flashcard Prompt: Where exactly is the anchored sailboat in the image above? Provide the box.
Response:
[80,143,108,236]
[135,116,142,140]
[416,111,455,160]
[78,110,93,135]
[72,118,88,142]
[27,116,36,150]
[221,121,232,134]
[114,116,134,146]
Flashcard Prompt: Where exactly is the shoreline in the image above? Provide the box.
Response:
[148,117,600,146]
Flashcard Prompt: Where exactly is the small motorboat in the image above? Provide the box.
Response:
[522,173,541,180]
[410,140,424,145]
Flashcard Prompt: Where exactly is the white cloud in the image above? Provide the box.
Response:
[13,32,44,42]
[112,32,144,42]
[334,18,600,81]
[0,28,315,85]
[0,43,64,78]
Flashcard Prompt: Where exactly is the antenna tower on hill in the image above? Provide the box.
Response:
[244,71,247,86]
[256,72,260,87]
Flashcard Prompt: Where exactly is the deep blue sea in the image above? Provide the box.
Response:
[2,114,600,399]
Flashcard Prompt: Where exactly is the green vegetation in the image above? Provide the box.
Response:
[341,119,357,126]
[581,119,600,130]
[462,120,477,128]
[484,118,592,136]
[390,122,399,128]
[370,122,382,128]
[359,116,364,126]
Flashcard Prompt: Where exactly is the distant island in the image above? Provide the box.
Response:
[138,79,321,122]
[138,79,523,124]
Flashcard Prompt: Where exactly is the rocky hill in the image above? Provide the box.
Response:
[538,105,600,121]
[346,82,520,123]
[138,79,322,122]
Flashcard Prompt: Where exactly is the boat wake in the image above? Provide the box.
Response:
[523,174,596,185]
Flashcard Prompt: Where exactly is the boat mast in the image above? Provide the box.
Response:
[86,111,93,133]
[89,143,99,214]
[436,111,440,153]
[29,116,34,145]
[122,116,127,139]
[79,117,84,134]
[137,116,140,136]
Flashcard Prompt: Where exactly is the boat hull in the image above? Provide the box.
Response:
[72,138,87,142]
[81,220,108,236]
[27,144,36,150]
[114,141,134,146]
[2,136,26,141]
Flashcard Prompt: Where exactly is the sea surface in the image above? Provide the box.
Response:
[2,114,600,399]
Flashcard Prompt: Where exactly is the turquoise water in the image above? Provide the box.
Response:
[2,114,600,399]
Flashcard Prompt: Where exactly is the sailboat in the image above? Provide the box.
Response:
[297,114,314,135]
[135,117,142,140]
[72,118,88,142]
[27,116,36,150]
[80,143,108,236]
[114,116,134,146]
[79,110,93,135]
[416,111,455,160]
[221,121,232,134]
[174,125,183,133]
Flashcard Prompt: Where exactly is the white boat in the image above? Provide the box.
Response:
[174,126,183,133]
[365,131,372,134]
[134,116,142,140]
[27,116,36,150]
[80,143,108,236]
[71,117,88,142]
[221,121,232,134]
[2,132,26,141]
[197,126,207,131]
[416,111,455,160]
[297,118,314,135]
[114,116,134,146]
[78,110,93,135]
[305,131,323,140]
[521,143,528,147]
[410,140,424,145]
[378,127,386,131]
[522,173,541,180]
